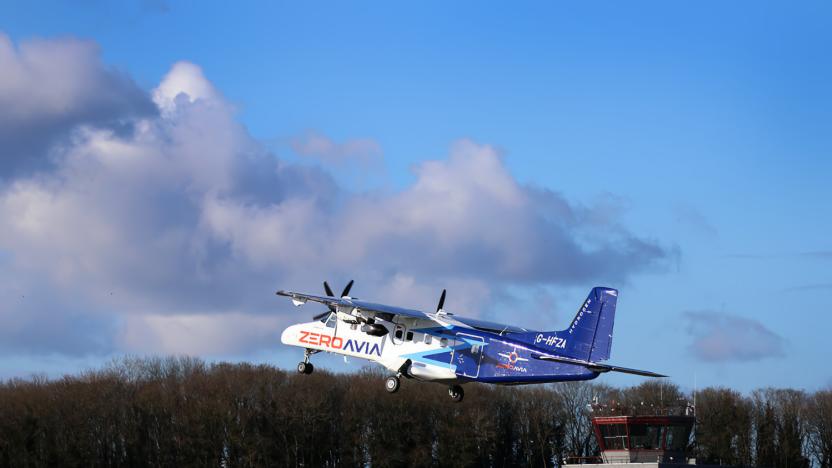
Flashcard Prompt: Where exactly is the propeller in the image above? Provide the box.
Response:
[436,289,446,313]
[323,279,353,299]
[340,280,354,298]
[314,279,355,321]
[312,310,331,321]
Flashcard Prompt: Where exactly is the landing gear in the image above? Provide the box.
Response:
[297,361,314,375]
[297,349,315,375]
[448,385,464,402]
[385,375,400,393]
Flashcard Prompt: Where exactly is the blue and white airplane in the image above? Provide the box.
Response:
[278,282,665,402]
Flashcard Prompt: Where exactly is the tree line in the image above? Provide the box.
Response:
[0,356,829,467]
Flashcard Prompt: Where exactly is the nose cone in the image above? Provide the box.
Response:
[280,324,298,345]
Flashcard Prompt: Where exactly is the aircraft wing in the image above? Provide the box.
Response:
[531,353,667,378]
[277,290,538,333]
[452,316,531,334]
[276,290,431,320]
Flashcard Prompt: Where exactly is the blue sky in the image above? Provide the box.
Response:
[0,1,830,392]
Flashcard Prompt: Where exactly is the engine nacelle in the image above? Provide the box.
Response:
[361,323,388,337]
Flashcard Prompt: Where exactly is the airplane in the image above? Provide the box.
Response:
[278,281,665,402]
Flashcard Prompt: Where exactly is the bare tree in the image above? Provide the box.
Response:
[695,387,753,466]
[807,389,832,468]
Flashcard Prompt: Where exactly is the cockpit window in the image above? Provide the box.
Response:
[322,312,337,328]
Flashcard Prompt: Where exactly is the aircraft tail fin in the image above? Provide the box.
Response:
[512,287,618,361]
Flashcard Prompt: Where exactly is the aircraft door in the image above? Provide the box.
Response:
[453,333,485,378]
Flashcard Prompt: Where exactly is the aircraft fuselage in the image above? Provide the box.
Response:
[281,314,598,385]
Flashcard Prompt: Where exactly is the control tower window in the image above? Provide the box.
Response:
[599,424,628,450]
[665,425,688,451]
[629,424,663,450]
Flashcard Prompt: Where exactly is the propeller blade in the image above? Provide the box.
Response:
[341,279,354,298]
[436,289,446,312]
[322,281,338,313]
[312,311,331,321]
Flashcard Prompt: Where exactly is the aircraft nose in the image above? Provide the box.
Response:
[280,325,296,345]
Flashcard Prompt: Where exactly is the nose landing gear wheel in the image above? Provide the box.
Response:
[297,362,314,375]
[385,375,400,393]
[448,385,464,402]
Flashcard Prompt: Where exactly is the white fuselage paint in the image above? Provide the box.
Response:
[280,315,460,383]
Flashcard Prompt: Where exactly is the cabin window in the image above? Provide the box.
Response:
[350,323,358,331]
[440,338,448,347]
[471,344,480,354]
[424,334,432,345]
[406,331,414,341]
[394,326,404,340]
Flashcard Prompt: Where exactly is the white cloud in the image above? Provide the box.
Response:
[152,61,220,115]
[291,130,382,167]
[0,33,153,175]
[683,310,785,362]
[0,35,670,359]
[120,312,284,355]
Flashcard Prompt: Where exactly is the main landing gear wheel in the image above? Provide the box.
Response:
[385,375,400,393]
[297,362,314,375]
[448,385,464,402]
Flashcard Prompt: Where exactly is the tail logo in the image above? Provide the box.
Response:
[569,298,592,334]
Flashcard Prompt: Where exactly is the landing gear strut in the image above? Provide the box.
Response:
[297,349,315,375]
[448,385,464,402]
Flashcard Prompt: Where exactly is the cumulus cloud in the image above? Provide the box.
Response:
[0,35,672,359]
[683,311,785,362]
[291,130,382,167]
[0,33,154,177]
[120,312,284,355]
[152,62,219,115]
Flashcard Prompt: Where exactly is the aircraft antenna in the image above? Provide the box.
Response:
[436,289,446,313]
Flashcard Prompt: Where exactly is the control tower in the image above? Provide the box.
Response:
[564,408,748,467]
[591,415,694,464]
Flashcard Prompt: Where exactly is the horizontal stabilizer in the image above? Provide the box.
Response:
[531,353,667,378]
